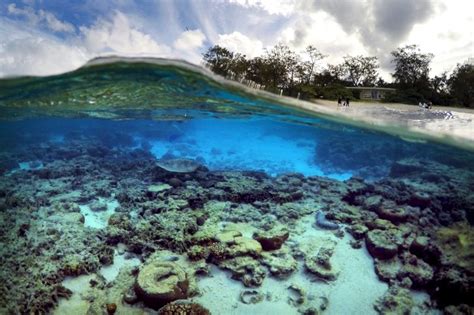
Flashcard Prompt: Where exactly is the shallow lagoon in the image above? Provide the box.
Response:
[0,59,473,314]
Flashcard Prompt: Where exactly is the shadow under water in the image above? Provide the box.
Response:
[0,58,473,315]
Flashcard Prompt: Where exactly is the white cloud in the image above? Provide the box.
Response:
[7,3,37,23]
[172,29,207,63]
[276,11,372,73]
[0,1,472,79]
[7,3,75,33]
[79,11,170,56]
[0,11,175,77]
[38,9,75,33]
[227,0,296,16]
[0,11,207,76]
[401,0,474,75]
[0,37,86,76]
[0,19,87,76]
[216,31,264,57]
[173,29,206,50]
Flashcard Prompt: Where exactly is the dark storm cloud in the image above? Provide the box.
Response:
[291,26,308,47]
[298,0,438,71]
[300,0,435,43]
[288,15,314,48]
[300,0,368,34]
[372,0,434,43]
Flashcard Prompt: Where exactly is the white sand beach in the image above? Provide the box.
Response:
[305,100,474,149]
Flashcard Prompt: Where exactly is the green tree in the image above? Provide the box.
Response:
[285,50,301,93]
[449,63,474,107]
[428,72,453,106]
[340,55,379,86]
[329,64,346,82]
[375,77,391,87]
[386,45,434,104]
[431,72,448,93]
[300,45,326,84]
[228,53,249,80]
[391,44,433,89]
[245,57,267,85]
[202,45,235,77]
[263,43,294,90]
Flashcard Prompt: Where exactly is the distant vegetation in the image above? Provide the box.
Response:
[202,44,474,108]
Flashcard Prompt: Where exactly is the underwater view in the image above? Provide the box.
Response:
[0,59,473,315]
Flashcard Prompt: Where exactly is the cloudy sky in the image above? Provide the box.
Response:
[0,0,472,79]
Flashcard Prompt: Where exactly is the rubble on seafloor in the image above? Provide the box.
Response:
[0,135,473,314]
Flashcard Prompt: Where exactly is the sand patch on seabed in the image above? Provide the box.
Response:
[193,215,436,314]
[5,160,44,175]
[100,245,141,283]
[54,247,141,315]
[54,274,97,315]
[298,217,388,314]
[194,216,384,315]
[79,198,119,229]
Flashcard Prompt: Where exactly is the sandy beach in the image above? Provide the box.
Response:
[312,99,474,114]
[294,99,474,150]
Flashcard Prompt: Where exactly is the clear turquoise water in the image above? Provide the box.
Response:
[0,58,473,314]
[2,116,473,181]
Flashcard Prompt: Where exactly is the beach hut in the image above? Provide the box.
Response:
[346,87,396,100]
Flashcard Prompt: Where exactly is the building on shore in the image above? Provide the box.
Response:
[346,87,396,100]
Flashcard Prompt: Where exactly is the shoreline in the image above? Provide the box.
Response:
[285,98,474,150]
[311,99,474,114]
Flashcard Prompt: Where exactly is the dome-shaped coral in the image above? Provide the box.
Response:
[135,261,190,309]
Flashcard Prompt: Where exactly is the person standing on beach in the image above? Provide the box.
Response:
[345,97,350,107]
[337,96,342,106]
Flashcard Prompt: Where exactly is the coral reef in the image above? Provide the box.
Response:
[158,301,210,315]
[260,249,297,277]
[365,229,402,260]
[219,257,266,287]
[134,260,191,309]
[0,204,114,313]
[0,128,473,314]
[287,284,306,306]
[374,286,414,315]
[253,226,289,250]
[304,239,339,281]
[240,290,264,304]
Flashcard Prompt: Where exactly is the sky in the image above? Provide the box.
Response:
[0,0,472,80]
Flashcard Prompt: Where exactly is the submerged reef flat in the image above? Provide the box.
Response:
[0,131,473,314]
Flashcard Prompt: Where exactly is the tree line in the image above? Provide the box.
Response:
[202,43,474,107]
